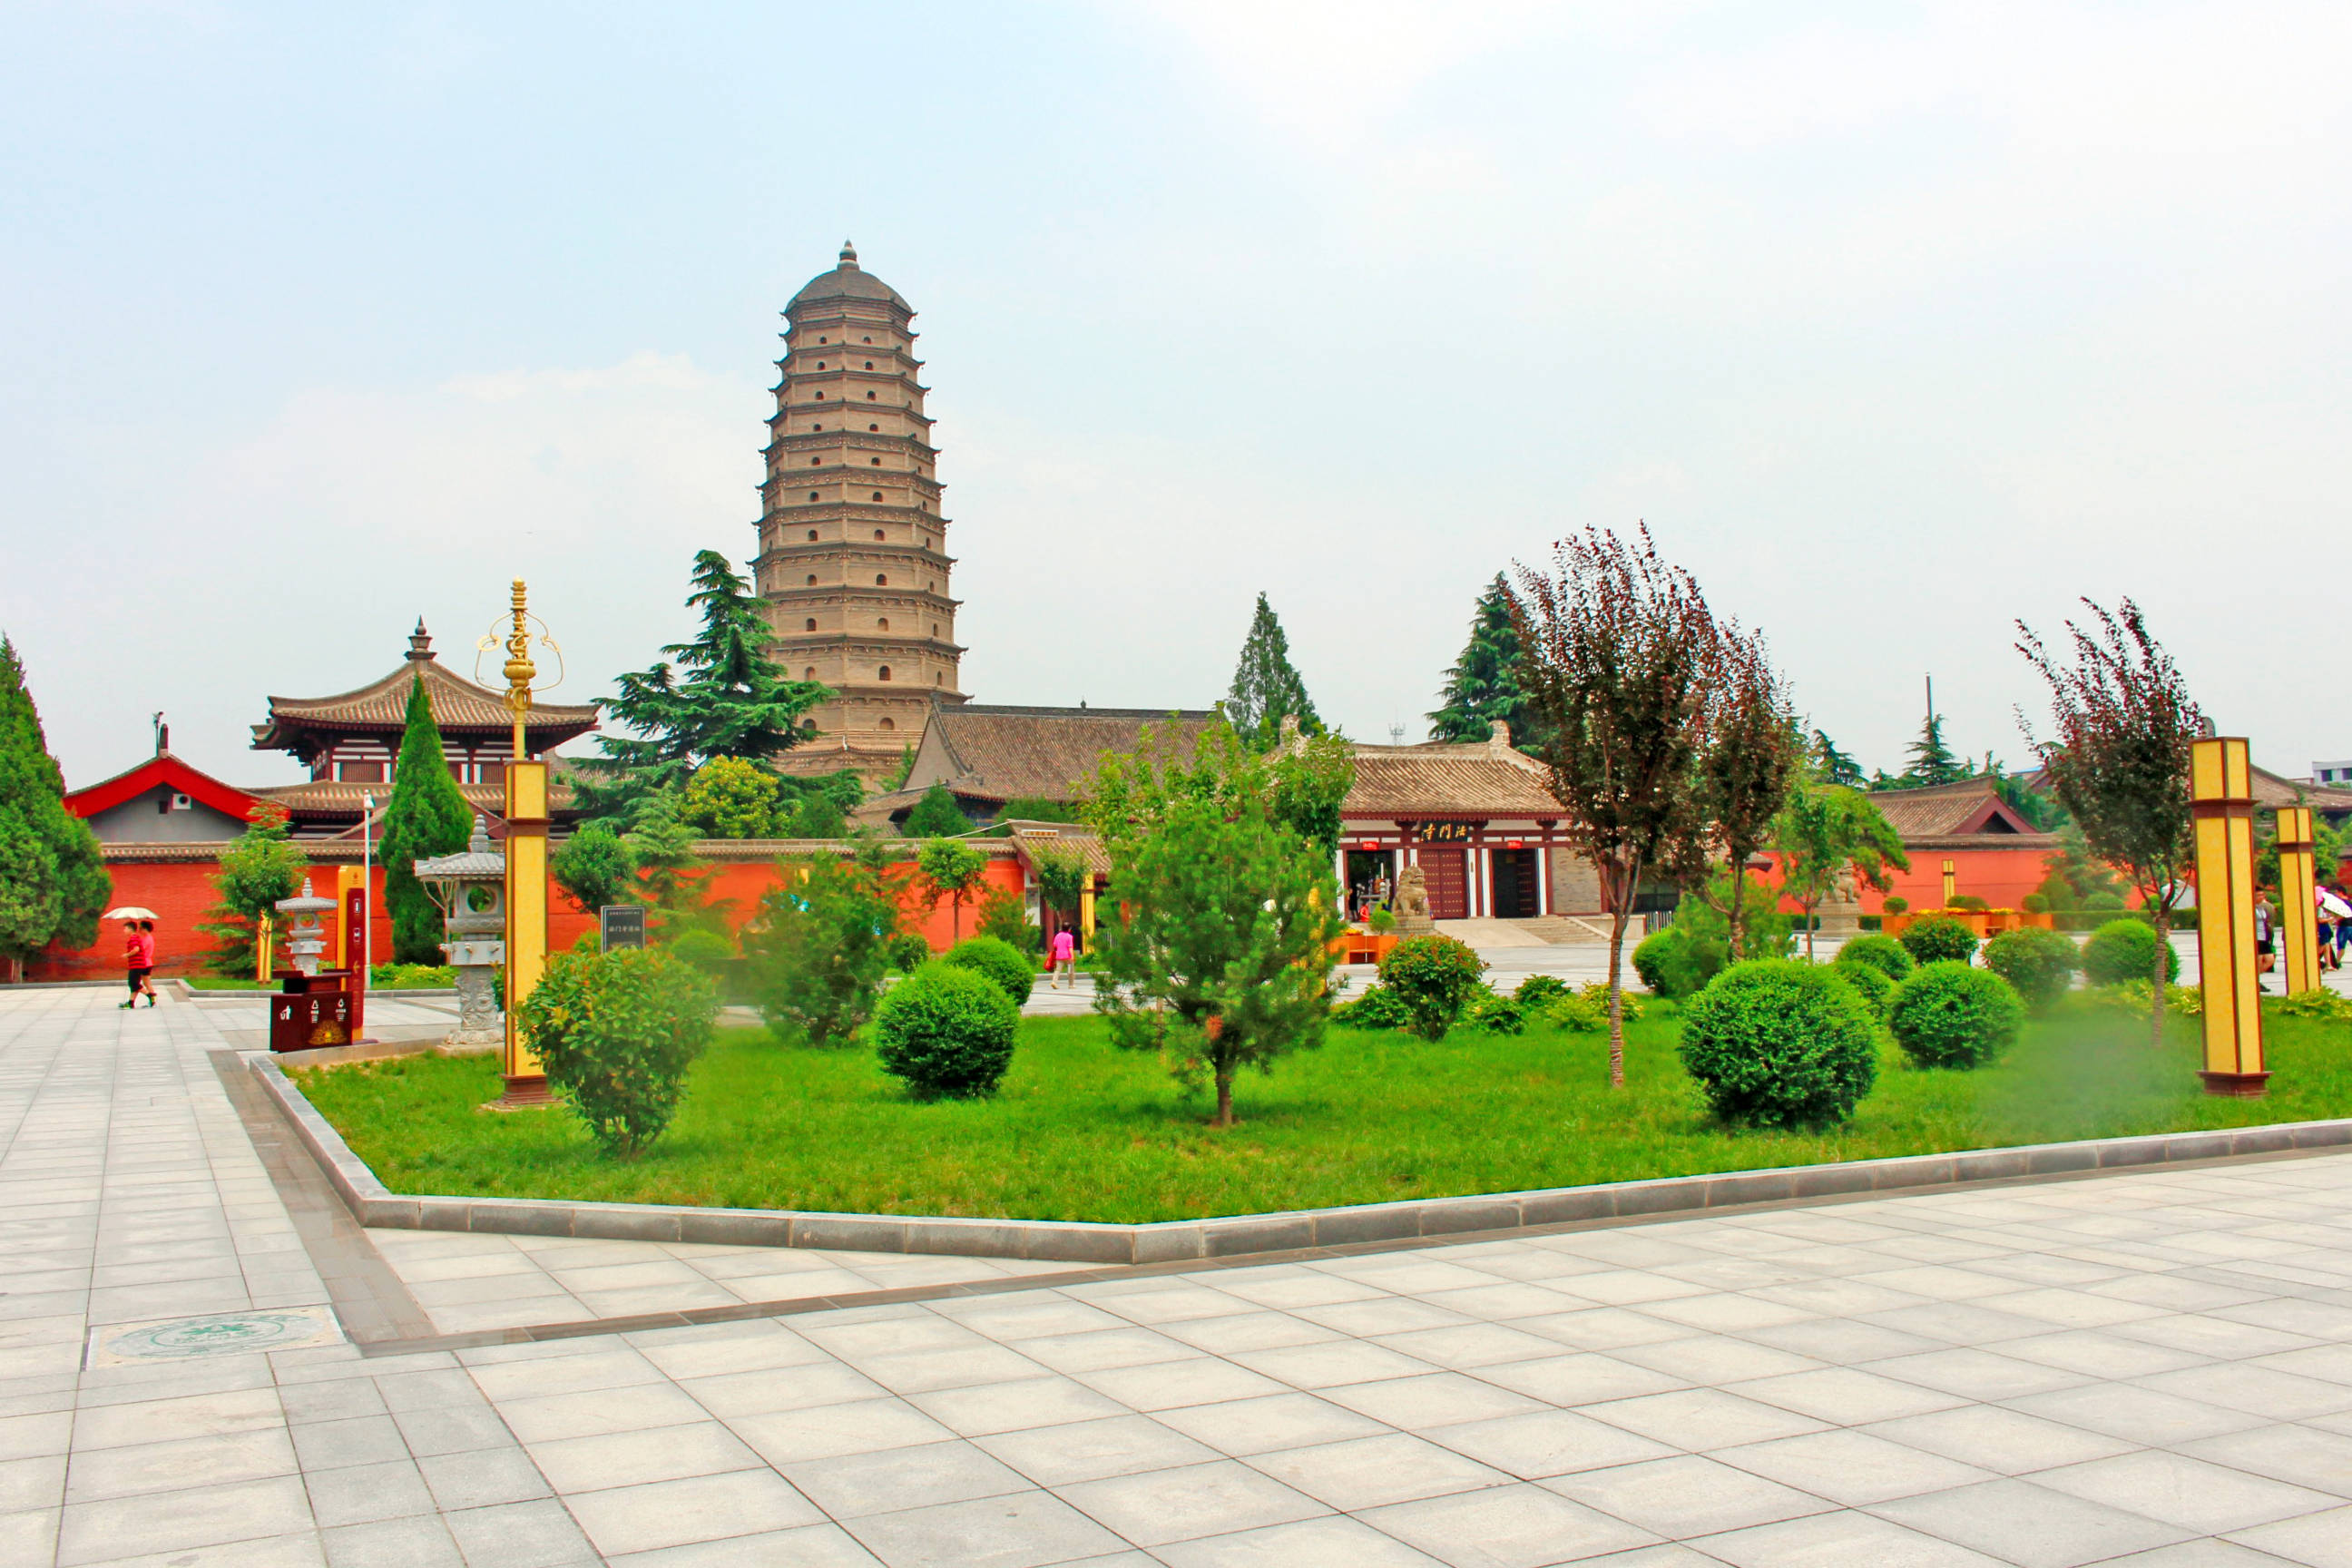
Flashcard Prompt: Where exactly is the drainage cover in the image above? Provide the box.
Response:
[86,1307,342,1367]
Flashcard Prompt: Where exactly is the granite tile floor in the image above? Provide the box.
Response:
[5,989,2352,1565]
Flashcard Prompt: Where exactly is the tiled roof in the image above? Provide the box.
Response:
[919,703,1220,804]
[1864,780,2057,851]
[1003,824,1112,877]
[1344,740,1563,818]
[252,635,598,749]
[2251,765,2352,811]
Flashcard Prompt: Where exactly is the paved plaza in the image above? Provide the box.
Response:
[4,987,2352,1565]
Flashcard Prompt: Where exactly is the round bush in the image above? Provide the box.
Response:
[1631,927,1722,999]
[1835,935,1916,983]
[2082,918,2178,986]
[2021,893,2051,915]
[1828,959,1894,1016]
[1377,935,1488,1040]
[1882,895,1910,915]
[872,961,1019,1100]
[1983,926,2077,1009]
[1514,974,1569,1009]
[942,935,1035,1005]
[1631,931,1678,995]
[887,933,933,974]
[1888,962,2025,1069]
[1466,991,1524,1034]
[1678,961,1880,1129]
[517,946,720,1156]
[1899,915,1980,966]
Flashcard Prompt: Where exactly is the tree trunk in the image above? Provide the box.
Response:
[1213,1065,1234,1127]
[1802,899,1817,962]
[1604,907,1630,1090]
[2150,904,2169,1051]
[1725,860,1746,963]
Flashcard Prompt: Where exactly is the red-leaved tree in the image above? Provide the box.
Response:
[1512,525,1720,1087]
[2015,599,2203,1047]
[1700,632,1802,960]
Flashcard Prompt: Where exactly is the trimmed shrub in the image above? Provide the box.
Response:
[1984,926,2077,1010]
[1678,961,1879,1128]
[2021,893,2051,915]
[517,946,720,1156]
[1367,906,1396,934]
[668,926,735,976]
[1331,984,1409,1030]
[1899,915,1979,966]
[1828,959,1894,1017]
[887,933,933,974]
[1514,975,1569,1009]
[1888,962,2025,1069]
[1947,895,1990,912]
[1631,926,1723,999]
[1835,934,1916,983]
[943,935,1035,1006]
[1882,895,1910,915]
[871,961,1018,1100]
[1466,992,1524,1034]
[2082,918,2179,986]
[2083,889,2127,911]
[1377,935,1488,1040]
[1631,930,1679,994]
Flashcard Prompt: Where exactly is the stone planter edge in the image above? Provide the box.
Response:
[246,1052,2352,1268]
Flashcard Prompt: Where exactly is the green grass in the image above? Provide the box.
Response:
[295,1005,2352,1225]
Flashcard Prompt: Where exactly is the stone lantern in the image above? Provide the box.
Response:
[273,879,338,977]
[414,818,507,1053]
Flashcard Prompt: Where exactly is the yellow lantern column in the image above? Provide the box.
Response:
[498,580,553,1109]
[1941,858,1956,909]
[2190,737,2268,1097]
[2278,805,2319,997]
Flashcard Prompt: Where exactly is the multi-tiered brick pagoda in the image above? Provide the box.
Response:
[755,242,965,777]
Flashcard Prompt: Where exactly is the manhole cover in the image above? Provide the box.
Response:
[87,1307,342,1367]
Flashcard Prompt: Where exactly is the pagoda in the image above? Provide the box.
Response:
[248,622,600,834]
[754,242,966,776]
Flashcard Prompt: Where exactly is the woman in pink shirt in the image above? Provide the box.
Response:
[121,920,158,1008]
[1049,926,1077,990]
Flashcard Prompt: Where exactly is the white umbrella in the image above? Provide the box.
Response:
[103,906,159,922]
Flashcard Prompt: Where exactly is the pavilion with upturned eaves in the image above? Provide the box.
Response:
[248,622,600,836]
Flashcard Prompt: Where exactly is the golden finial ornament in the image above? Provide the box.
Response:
[475,579,564,762]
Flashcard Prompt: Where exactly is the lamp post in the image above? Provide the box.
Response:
[2190,736,2267,1097]
[2278,805,2319,996]
[361,790,375,999]
[493,580,554,1109]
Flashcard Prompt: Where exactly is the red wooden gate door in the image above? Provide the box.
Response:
[1420,848,1468,920]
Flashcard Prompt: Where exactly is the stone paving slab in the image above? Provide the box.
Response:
[8,985,2352,1566]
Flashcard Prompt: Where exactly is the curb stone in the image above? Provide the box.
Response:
[247,1053,2352,1266]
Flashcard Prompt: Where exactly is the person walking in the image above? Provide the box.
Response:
[120,919,156,1008]
[1048,924,1077,990]
[2254,895,2277,991]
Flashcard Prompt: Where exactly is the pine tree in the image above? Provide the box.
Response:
[1811,730,1866,789]
[1427,574,1542,748]
[0,636,109,980]
[575,550,830,820]
[1903,710,1966,786]
[377,674,475,963]
[1225,593,1323,752]
[904,782,967,838]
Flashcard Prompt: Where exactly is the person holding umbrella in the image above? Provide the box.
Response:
[107,906,160,1007]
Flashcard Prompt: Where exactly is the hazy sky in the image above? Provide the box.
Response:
[6,2,2347,790]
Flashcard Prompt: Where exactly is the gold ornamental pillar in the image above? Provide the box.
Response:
[2190,737,2267,1097]
[1941,858,1956,908]
[498,581,554,1109]
[2278,805,2319,996]
[1079,883,1097,955]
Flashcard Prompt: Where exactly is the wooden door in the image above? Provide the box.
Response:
[1491,848,1539,918]
[1421,848,1468,920]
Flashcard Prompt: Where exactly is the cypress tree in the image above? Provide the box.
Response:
[1426,574,1543,749]
[0,637,109,981]
[1226,593,1322,751]
[377,674,475,963]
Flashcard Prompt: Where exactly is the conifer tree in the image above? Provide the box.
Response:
[1811,730,1866,789]
[904,782,967,838]
[377,675,475,963]
[574,550,831,820]
[1225,593,1322,752]
[1427,574,1542,749]
[0,637,109,981]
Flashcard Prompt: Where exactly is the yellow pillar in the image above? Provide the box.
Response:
[255,914,274,982]
[335,864,366,970]
[2190,737,2267,1096]
[1941,858,1956,908]
[495,579,553,1108]
[1079,883,1096,956]
[2278,805,2319,996]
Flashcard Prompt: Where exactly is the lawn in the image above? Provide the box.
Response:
[293,1002,2352,1225]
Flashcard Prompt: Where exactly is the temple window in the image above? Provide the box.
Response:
[876,573,888,585]
[864,361,874,369]
[870,457,882,466]
[807,492,818,501]
[873,528,885,540]
[817,362,826,369]
[815,391,825,399]
[868,424,879,431]
[871,491,884,501]
[861,336,871,343]
[879,717,895,730]
[807,529,818,540]
[806,574,817,585]
[804,667,816,680]
[877,618,890,631]
[805,618,817,631]
[879,666,892,681]
[866,391,877,400]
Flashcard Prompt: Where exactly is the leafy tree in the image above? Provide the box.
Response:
[2017,599,2202,1047]
[1093,798,1342,1124]
[1512,524,1720,1088]
[974,887,1042,953]
[1427,573,1542,750]
[783,789,848,839]
[1994,772,2069,831]
[196,804,307,976]
[574,550,829,820]
[995,796,1080,824]
[679,756,782,838]
[904,782,968,838]
[0,636,108,981]
[1031,845,1090,940]
[1083,717,1355,860]
[744,843,905,1045]
[916,838,989,942]
[1811,730,1866,789]
[1774,782,1909,958]
[1225,593,1323,751]
[516,946,718,1155]
[622,790,714,938]
[551,821,635,915]
[1699,634,1802,958]
[377,675,475,963]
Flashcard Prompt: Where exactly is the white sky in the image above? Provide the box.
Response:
[5,1,2347,789]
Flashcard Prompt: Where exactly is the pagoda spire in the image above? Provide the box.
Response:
[407,619,436,662]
